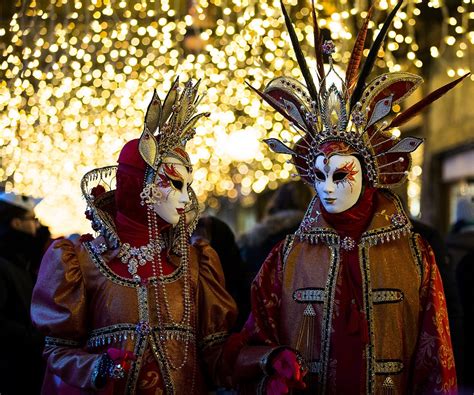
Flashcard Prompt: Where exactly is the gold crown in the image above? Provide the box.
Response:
[138,77,209,172]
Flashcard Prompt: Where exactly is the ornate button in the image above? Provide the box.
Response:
[341,236,356,251]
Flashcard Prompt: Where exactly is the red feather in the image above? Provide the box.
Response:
[389,73,470,128]
[350,0,403,111]
[345,7,373,98]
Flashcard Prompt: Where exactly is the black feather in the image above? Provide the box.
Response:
[280,1,319,104]
[350,0,403,110]
[311,0,325,93]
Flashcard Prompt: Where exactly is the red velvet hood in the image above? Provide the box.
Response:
[115,139,148,225]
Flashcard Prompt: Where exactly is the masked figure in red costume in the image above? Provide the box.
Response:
[31,78,237,394]
[229,1,468,394]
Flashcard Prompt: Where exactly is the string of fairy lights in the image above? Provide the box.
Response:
[0,0,472,235]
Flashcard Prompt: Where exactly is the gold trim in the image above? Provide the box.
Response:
[372,289,404,304]
[199,331,228,350]
[85,241,184,287]
[319,245,340,393]
[375,360,404,375]
[360,244,376,394]
[408,233,424,280]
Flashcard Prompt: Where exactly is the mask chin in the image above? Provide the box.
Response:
[154,207,180,226]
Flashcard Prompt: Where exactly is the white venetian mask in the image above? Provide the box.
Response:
[313,154,363,214]
[152,156,192,226]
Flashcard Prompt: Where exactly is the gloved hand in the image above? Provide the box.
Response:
[107,348,136,376]
[266,349,306,395]
[93,348,137,388]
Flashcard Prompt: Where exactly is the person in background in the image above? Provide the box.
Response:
[193,215,249,331]
[238,181,312,284]
[446,196,474,393]
[30,224,53,279]
[0,192,44,395]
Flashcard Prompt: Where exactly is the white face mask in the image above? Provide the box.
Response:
[152,156,192,226]
[313,154,363,214]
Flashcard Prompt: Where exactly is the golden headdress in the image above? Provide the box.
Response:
[139,77,209,178]
[250,0,469,188]
[81,78,207,247]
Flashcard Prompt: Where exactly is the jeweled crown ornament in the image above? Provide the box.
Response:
[138,77,209,176]
[250,0,469,188]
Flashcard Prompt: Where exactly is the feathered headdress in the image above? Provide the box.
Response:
[250,0,469,188]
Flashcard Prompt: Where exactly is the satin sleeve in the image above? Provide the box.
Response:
[31,238,100,390]
[412,235,457,394]
[192,239,238,386]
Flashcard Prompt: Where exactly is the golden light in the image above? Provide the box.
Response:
[0,0,464,236]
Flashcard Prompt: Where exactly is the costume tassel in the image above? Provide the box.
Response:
[296,304,316,374]
[382,376,395,394]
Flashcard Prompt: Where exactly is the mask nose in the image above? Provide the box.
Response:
[323,179,335,194]
[179,188,190,205]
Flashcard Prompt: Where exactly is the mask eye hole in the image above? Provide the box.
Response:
[171,179,183,190]
[314,170,326,181]
[333,171,349,182]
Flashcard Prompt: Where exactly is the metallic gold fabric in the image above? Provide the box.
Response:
[31,238,237,394]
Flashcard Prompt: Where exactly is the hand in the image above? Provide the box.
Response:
[266,349,306,395]
[93,348,137,388]
[106,348,137,378]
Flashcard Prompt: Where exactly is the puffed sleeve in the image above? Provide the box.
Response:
[192,239,238,386]
[411,236,457,394]
[31,239,101,391]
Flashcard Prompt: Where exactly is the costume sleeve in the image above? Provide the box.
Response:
[193,239,238,386]
[231,240,287,389]
[31,239,101,390]
[412,236,457,394]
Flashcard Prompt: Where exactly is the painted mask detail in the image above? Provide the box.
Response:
[314,154,363,213]
[152,156,192,225]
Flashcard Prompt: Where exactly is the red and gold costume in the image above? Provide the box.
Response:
[230,1,466,393]
[32,79,237,394]
[32,234,235,394]
[235,189,456,394]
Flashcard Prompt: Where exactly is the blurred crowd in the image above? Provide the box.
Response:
[1,185,473,394]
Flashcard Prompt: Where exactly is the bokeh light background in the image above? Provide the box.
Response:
[0,0,472,236]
